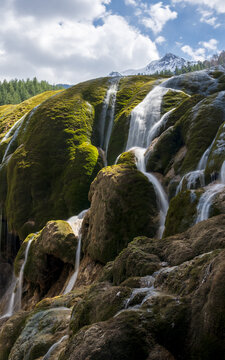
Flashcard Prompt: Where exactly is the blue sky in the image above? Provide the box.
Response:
[0,0,224,83]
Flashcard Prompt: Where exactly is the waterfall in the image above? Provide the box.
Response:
[196,161,225,224]
[124,82,171,238]
[220,160,225,183]
[0,237,33,318]
[16,237,34,310]
[197,137,216,171]
[42,335,69,360]
[176,170,205,195]
[0,114,27,144]
[115,265,177,317]
[132,147,169,239]
[63,209,88,294]
[1,114,26,163]
[99,80,118,164]
[126,86,169,150]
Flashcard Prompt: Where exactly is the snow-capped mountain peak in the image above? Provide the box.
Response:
[110,53,197,77]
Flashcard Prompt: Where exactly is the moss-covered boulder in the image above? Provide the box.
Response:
[178,92,225,174]
[0,311,28,360]
[161,89,189,115]
[82,164,158,264]
[146,126,183,175]
[0,90,62,141]
[60,311,154,360]
[109,236,161,285]
[7,306,71,360]
[14,220,77,299]
[164,190,201,237]
[205,122,225,179]
[161,215,225,265]
[0,78,109,238]
[70,282,131,334]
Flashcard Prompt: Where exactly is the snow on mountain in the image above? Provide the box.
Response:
[110,53,197,77]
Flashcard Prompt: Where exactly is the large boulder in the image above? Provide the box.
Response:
[82,164,158,264]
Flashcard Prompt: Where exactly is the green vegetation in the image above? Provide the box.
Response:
[0,77,62,105]
[0,90,62,140]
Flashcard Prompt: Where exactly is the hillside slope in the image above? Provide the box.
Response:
[0,69,225,360]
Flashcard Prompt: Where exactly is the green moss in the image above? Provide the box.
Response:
[1,78,109,236]
[116,150,137,168]
[161,90,189,115]
[83,164,159,264]
[110,236,161,285]
[0,90,62,140]
[146,126,183,175]
[205,122,225,179]
[164,190,201,237]
[178,94,225,174]
[70,282,131,334]
[0,311,28,360]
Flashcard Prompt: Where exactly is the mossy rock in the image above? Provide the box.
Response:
[161,89,189,115]
[0,90,62,140]
[110,236,161,285]
[70,282,131,334]
[82,164,159,264]
[205,122,225,179]
[7,306,71,360]
[116,150,137,168]
[60,311,154,360]
[146,126,183,175]
[0,311,28,360]
[14,220,77,297]
[1,78,109,237]
[164,190,201,237]
[177,92,225,174]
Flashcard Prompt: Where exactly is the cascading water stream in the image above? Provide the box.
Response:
[99,80,118,165]
[42,335,69,360]
[124,82,172,238]
[176,134,218,195]
[0,237,34,319]
[63,209,88,294]
[196,161,225,223]
[126,86,169,150]
[133,147,169,238]
[16,237,34,310]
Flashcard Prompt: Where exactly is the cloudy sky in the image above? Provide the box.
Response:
[0,0,224,84]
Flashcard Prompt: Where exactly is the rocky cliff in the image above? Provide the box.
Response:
[0,69,225,360]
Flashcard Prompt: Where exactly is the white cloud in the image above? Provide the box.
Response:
[172,0,225,14]
[0,4,159,83]
[124,0,138,6]
[198,8,221,27]
[12,0,110,21]
[155,36,166,44]
[199,38,218,51]
[142,2,177,34]
[181,45,206,61]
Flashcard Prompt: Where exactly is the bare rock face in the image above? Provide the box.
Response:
[82,164,159,264]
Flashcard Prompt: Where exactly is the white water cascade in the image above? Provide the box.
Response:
[125,83,171,238]
[115,265,177,317]
[1,114,27,163]
[196,161,225,223]
[0,237,33,319]
[99,80,118,164]
[133,147,169,238]
[63,209,88,294]
[126,86,169,150]
[176,170,205,195]
[43,335,69,360]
